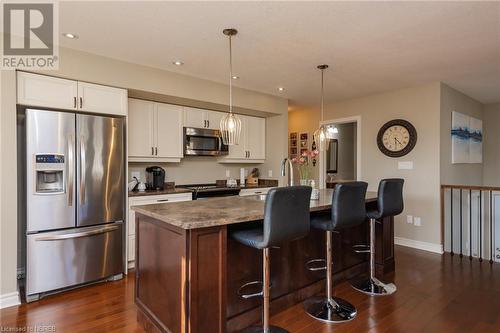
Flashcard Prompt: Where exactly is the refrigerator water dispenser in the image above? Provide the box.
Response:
[34,154,65,194]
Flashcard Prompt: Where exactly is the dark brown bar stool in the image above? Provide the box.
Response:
[303,181,368,323]
[351,178,404,296]
[230,186,312,333]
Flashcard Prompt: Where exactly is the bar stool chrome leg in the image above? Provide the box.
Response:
[304,231,357,323]
[351,218,397,296]
[241,248,289,333]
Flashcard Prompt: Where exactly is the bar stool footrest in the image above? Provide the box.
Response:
[352,244,370,253]
[305,259,327,271]
[237,280,274,299]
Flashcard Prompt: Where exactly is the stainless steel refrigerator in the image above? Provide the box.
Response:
[25,109,125,301]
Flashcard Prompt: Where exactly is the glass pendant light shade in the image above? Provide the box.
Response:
[220,28,242,145]
[314,64,330,151]
[220,112,242,145]
[314,125,329,152]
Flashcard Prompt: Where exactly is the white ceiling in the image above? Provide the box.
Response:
[59,1,500,110]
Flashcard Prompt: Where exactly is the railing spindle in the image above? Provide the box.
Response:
[469,189,473,261]
[490,190,493,264]
[460,189,463,258]
[450,188,454,256]
[479,190,482,262]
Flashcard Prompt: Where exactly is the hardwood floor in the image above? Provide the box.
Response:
[1,246,499,332]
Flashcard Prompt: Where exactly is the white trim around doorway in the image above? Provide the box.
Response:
[319,115,362,189]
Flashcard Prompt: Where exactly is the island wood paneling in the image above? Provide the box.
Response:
[188,226,227,333]
[135,214,188,333]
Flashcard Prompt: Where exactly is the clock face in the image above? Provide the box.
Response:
[377,120,417,157]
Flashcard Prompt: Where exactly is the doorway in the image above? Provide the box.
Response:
[319,116,361,189]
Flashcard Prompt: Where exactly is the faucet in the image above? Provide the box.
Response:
[280,158,295,186]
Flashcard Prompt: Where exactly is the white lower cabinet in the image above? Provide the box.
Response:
[127,192,192,267]
[239,187,275,197]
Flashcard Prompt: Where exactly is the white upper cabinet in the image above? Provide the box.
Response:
[155,103,183,159]
[184,107,225,130]
[128,98,183,162]
[77,82,127,116]
[128,99,155,158]
[17,72,78,110]
[184,107,207,128]
[219,115,266,163]
[246,116,266,160]
[206,111,225,130]
[17,72,127,116]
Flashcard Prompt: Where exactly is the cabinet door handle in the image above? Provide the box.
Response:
[79,97,83,109]
[151,147,154,156]
[157,199,169,202]
[248,151,250,158]
[155,147,158,156]
[207,120,210,128]
[73,97,77,108]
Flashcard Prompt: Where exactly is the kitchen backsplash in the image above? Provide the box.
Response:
[129,156,271,185]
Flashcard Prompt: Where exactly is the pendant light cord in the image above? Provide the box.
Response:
[320,68,324,122]
[229,35,233,114]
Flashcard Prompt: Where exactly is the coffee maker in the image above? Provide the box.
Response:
[145,166,165,190]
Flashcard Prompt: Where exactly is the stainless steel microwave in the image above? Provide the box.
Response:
[183,127,229,156]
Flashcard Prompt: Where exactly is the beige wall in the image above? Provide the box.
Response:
[0,47,288,297]
[326,82,442,245]
[129,158,263,185]
[288,108,321,183]
[289,82,442,246]
[483,103,500,186]
[440,83,484,186]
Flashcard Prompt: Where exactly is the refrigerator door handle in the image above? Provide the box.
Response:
[80,136,86,205]
[67,135,74,206]
[34,225,119,241]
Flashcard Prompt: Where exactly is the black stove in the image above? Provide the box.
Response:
[178,183,240,200]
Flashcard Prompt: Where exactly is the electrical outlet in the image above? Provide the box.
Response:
[131,171,140,181]
[414,217,422,226]
[407,215,413,224]
[268,170,273,177]
[225,170,230,178]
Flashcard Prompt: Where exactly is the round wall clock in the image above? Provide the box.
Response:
[377,119,417,157]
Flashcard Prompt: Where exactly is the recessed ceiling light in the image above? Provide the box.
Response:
[232,75,239,80]
[62,33,78,39]
[173,60,184,66]
[278,87,285,92]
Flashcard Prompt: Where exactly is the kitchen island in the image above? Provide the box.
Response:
[132,189,395,333]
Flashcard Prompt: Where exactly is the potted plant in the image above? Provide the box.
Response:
[291,149,319,185]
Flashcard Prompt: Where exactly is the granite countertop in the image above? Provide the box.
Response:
[129,187,192,197]
[132,189,377,230]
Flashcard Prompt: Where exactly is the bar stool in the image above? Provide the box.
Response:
[351,178,404,296]
[230,186,312,333]
[303,181,368,323]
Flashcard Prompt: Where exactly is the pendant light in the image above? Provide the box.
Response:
[313,64,333,151]
[220,28,242,146]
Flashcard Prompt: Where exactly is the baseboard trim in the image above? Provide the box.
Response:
[0,291,20,309]
[394,237,444,254]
